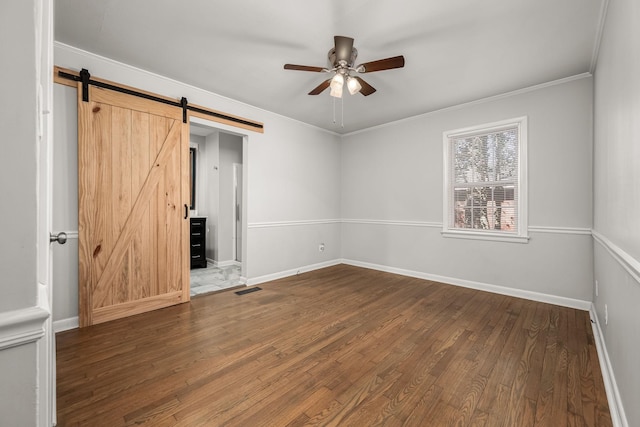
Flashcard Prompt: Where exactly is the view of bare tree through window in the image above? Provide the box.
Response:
[451,128,518,231]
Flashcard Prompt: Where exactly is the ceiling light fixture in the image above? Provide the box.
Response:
[330,72,362,98]
[329,73,344,98]
[346,76,362,95]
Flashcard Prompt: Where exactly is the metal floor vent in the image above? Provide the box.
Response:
[235,287,262,296]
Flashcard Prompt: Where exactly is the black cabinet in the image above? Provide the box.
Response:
[190,217,207,269]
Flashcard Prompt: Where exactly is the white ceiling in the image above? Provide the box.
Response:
[55,0,605,134]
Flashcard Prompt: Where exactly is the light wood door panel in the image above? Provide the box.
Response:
[78,84,190,327]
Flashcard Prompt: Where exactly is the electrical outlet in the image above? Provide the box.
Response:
[595,280,599,297]
[605,304,608,325]
[319,243,325,252]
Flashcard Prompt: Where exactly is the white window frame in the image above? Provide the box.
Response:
[442,116,528,243]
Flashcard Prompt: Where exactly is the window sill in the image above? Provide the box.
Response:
[441,230,530,243]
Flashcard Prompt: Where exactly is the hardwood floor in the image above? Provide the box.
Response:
[56,265,612,426]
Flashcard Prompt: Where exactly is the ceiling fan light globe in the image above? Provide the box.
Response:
[330,73,344,86]
[329,73,344,98]
[347,76,362,95]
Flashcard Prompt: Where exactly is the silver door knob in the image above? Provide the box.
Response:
[50,232,67,245]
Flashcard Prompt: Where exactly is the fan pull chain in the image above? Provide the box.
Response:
[332,97,336,124]
[331,95,344,128]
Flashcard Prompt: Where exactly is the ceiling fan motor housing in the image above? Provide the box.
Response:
[328,47,358,69]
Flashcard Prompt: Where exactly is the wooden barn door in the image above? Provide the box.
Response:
[77,84,190,327]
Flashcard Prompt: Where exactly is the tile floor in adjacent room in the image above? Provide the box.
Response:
[190,262,243,297]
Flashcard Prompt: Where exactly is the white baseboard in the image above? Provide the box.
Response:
[247,259,342,286]
[589,304,628,427]
[53,317,78,333]
[214,260,241,268]
[340,259,592,311]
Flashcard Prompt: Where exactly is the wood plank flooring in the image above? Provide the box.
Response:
[56,264,612,426]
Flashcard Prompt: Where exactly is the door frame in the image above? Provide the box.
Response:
[36,0,55,424]
[190,116,249,280]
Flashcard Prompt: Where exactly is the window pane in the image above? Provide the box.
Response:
[453,127,518,184]
[453,185,517,231]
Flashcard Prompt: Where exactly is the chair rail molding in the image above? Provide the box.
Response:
[248,219,341,228]
[0,305,50,351]
[341,219,442,228]
[592,230,640,284]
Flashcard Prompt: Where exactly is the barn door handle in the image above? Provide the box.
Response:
[184,204,188,219]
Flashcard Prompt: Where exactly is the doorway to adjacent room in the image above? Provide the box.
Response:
[188,118,248,296]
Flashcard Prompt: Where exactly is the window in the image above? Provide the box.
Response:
[443,117,528,243]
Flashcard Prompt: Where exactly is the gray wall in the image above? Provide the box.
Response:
[52,85,79,322]
[593,0,640,424]
[0,0,50,425]
[1,0,39,313]
[52,84,79,322]
[341,76,594,302]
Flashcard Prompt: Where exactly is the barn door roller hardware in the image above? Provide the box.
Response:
[56,67,264,130]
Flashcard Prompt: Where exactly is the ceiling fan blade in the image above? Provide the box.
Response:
[308,79,332,95]
[284,64,326,72]
[357,55,405,73]
[354,77,376,96]
[334,36,354,63]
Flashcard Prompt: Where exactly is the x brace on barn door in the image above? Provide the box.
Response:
[56,67,264,131]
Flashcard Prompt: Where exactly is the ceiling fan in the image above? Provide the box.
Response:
[284,36,405,98]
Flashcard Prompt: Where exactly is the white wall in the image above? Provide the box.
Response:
[52,43,342,323]
[203,131,220,261]
[341,76,594,303]
[189,134,205,215]
[592,0,640,424]
[218,134,243,262]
